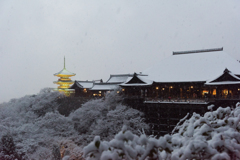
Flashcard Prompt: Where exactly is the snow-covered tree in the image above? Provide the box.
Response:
[0,134,21,160]
[0,88,148,159]
[69,90,149,145]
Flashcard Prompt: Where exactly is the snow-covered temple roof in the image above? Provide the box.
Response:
[54,68,76,76]
[92,79,103,83]
[205,68,240,85]
[76,81,94,89]
[106,74,134,83]
[120,74,153,87]
[70,48,240,91]
[90,83,119,91]
[54,57,76,76]
[142,48,240,83]
[71,80,103,89]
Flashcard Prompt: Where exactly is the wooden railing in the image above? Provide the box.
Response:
[124,95,240,103]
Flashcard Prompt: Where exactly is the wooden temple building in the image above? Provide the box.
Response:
[70,74,134,97]
[120,48,240,102]
[67,48,240,102]
[64,48,240,135]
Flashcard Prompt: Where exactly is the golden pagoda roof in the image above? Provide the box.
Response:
[54,68,76,76]
[54,57,76,76]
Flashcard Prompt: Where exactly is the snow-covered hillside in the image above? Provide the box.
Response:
[1,88,239,160]
[0,88,149,159]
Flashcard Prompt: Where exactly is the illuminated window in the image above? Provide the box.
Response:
[223,89,228,95]
[238,88,240,91]
[170,86,173,89]
[122,89,125,91]
[162,88,165,90]
[190,86,193,89]
[99,91,101,93]
[212,89,216,95]
[202,90,209,95]
[156,87,159,90]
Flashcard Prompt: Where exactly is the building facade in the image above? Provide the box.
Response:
[66,48,240,102]
[70,74,134,97]
[120,48,240,102]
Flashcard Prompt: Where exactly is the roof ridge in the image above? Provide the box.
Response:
[94,82,120,85]
[77,80,94,83]
[173,47,223,55]
[53,68,76,76]
[109,74,134,77]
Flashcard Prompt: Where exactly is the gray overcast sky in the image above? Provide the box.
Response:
[0,0,240,103]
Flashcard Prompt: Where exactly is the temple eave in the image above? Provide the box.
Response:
[53,88,75,92]
[54,74,75,77]
[53,81,74,84]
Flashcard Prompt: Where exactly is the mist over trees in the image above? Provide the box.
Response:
[0,88,149,159]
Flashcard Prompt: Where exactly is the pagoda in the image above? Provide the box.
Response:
[53,57,76,96]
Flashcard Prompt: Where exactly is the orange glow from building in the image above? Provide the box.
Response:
[223,89,228,95]
[212,89,216,95]
[202,90,209,95]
